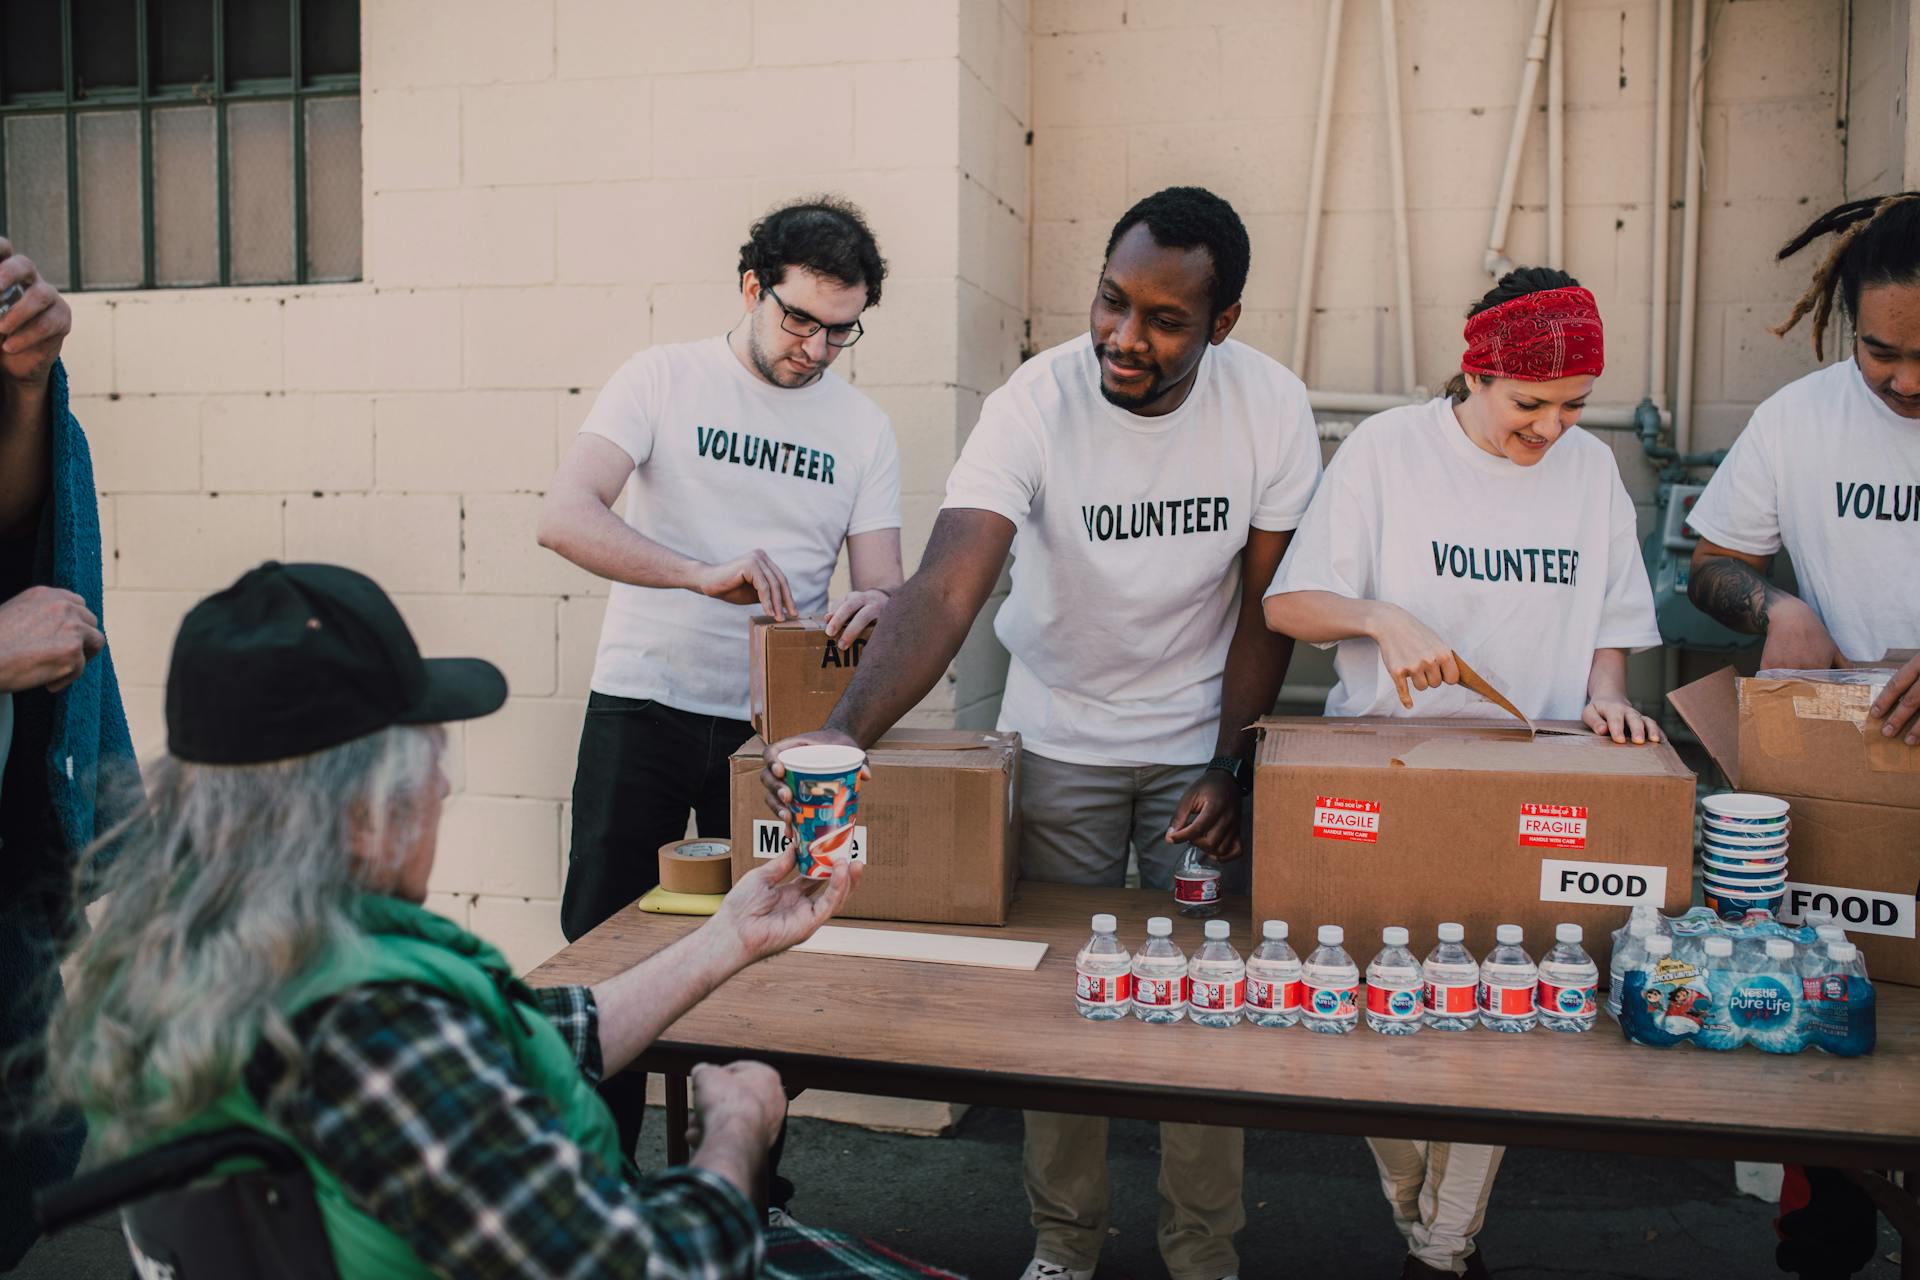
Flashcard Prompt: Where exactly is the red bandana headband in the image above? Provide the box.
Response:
[1460,285,1605,382]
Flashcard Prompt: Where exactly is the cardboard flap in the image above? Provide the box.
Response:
[1666,666,1741,787]
[1454,655,1534,734]
[872,729,1008,752]
[1392,736,1680,775]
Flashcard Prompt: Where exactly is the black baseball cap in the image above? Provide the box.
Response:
[166,562,508,765]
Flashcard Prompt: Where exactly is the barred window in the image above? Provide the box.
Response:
[0,0,361,291]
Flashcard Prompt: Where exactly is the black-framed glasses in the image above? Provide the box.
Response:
[765,284,863,348]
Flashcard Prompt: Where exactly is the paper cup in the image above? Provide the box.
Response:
[1703,817,1788,841]
[1700,793,1790,824]
[778,744,866,880]
[1703,826,1790,847]
[1702,859,1789,883]
[1703,842,1789,864]
[1705,885,1785,919]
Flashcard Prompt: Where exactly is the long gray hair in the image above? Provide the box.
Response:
[45,725,443,1160]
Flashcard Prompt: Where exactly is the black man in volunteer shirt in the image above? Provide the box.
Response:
[763,187,1321,1280]
[536,198,904,1203]
[1689,193,1920,748]
[1265,268,1662,1280]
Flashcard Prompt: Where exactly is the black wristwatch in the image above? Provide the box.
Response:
[1205,754,1251,794]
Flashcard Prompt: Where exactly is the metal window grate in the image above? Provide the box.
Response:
[0,0,360,291]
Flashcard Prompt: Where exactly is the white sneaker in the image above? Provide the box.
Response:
[767,1205,803,1228]
[1018,1260,1094,1280]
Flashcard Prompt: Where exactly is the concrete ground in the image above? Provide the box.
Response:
[15,1105,1903,1279]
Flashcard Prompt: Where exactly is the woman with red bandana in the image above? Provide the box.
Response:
[1262,268,1663,1279]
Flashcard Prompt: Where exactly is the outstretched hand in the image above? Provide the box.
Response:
[708,839,860,966]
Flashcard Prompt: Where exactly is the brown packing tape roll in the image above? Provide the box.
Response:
[659,839,734,895]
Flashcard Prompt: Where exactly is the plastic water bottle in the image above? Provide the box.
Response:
[1735,938,1810,1054]
[1246,920,1303,1028]
[1695,936,1744,1051]
[1075,913,1132,1021]
[1810,941,1876,1057]
[1536,923,1599,1033]
[1172,844,1222,918]
[1421,923,1478,1031]
[1606,916,1656,1022]
[1131,916,1187,1023]
[1815,924,1846,947]
[1301,925,1360,1035]
[1188,919,1245,1028]
[1478,924,1538,1033]
[1365,926,1423,1035]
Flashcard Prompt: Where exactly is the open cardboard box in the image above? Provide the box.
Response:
[1251,716,1696,978]
[749,616,867,745]
[730,729,1020,926]
[1669,663,1920,986]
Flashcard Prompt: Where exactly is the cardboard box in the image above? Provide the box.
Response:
[1251,717,1696,977]
[1669,667,1920,986]
[730,729,1020,926]
[749,616,868,745]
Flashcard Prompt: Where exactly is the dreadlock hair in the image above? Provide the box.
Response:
[1771,193,1920,360]
[1443,266,1582,401]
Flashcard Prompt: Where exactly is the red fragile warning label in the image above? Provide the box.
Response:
[1313,795,1380,843]
[1519,803,1588,849]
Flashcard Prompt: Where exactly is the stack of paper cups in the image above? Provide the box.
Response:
[1700,793,1789,919]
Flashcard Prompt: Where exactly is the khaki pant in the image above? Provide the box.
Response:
[1019,749,1249,1280]
[1365,1138,1505,1275]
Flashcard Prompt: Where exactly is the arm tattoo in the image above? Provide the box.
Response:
[1689,556,1782,634]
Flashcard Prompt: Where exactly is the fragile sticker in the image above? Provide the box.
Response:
[1312,795,1380,843]
[1519,802,1588,849]
[1780,882,1916,939]
[752,818,869,866]
[1538,858,1667,905]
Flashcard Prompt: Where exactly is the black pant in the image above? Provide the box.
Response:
[562,694,794,1205]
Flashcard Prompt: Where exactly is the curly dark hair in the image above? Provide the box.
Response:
[1771,192,1920,359]
[1103,186,1251,319]
[1444,266,1583,400]
[737,196,887,310]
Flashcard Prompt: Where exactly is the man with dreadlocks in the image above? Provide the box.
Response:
[1688,193,1920,747]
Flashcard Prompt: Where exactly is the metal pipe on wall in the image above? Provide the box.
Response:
[1649,0,1674,413]
[1547,0,1566,268]
[1485,0,1557,277]
[1675,0,1707,453]
[1378,0,1419,394]
[1292,0,1347,377]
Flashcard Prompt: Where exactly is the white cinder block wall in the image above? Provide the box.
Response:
[60,0,1911,971]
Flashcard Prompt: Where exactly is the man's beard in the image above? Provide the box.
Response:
[747,323,821,388]
[1094,345,1166,409]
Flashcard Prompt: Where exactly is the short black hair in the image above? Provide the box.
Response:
[1772,193,1920,359]
[1446,266,1583,400]
[738,197,887,310]
[1103,186,1251,318]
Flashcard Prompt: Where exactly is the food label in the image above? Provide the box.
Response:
[1423,981,1477,1014]
[1173,872,1221,904]
[752,819,869,865]
[1536,980,1597,1017]
[1304,982,1359,1020]
[1477,982,1537,1017]
[1133,976,1187,1009]
[1519,802,1588,849]
[1191,977,1245,1012]
[1538,858,1666,906]
[1365,984,1423,1020]
[1248,977,1302,1011]
[1781,882,1916,939]
[1076,972,1132,1005]
[1312,795,1380,843]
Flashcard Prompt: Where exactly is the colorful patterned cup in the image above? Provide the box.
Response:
[1702,857,1789,883]
[1705,884,1786,919]
[1699,793,1790,824]
[778,743,867,880]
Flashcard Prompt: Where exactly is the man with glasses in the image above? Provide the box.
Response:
[537,198,903,1218]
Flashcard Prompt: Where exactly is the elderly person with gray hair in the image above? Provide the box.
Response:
[43,561,952,1279]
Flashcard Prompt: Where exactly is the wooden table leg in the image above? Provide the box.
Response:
[665,1071,691,1166]
[1904,1170,1917,1280]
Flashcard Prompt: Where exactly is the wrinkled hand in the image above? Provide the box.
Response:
[1758,600,1848,672]
[1166,769,1244,860]
[708,837,859,965]
[822,588,888,649]
[1581,696,1660,745]
[1368,603,1460,710]
[695,549,796,620]
[1869,652,1920,746]
[685,1059,786,1172]
[760,729,867,823]
[0,586,103,693]
[0,241,72,388]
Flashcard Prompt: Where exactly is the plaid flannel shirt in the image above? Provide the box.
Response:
[273,981,961,1280]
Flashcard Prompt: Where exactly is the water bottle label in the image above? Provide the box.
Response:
[1247,977,1302,1011]
[1077,972,1132,1005]
[1423,981,1477,1014]
[1173,873,1220,904]
[1726,976,1794,1029]
[1192,977,1245,1012]
[1365,984,1423,1020]
[1478,982,1537,1016]
[1305,983,1359,1019]
[1134,976,1187,1008]
[1536,980,1596,1017]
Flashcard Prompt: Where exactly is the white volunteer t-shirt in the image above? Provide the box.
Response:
[581,336,902,719]
[943,333,1322,767]
[1267,397,1661,721]
[1687,358,1919,662]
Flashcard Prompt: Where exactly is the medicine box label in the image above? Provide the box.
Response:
[752,819,869,866]
[1781,882,1916,939]
[1519,803,1588,849]
[1538,858,1667,906]
[1312,795,1380,843]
